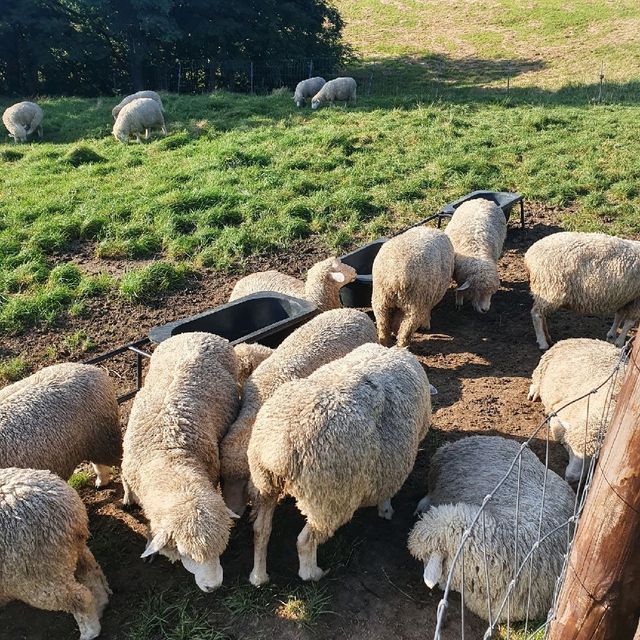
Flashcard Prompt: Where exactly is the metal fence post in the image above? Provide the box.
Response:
[177,61,182,94]
[308,59,313,79]
[250,61,254,94]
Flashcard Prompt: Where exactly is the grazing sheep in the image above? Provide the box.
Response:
[311,77,357,109]
[409,436,575,623]
[524,232,640,350]
[234,342,274,385]
[371,227,455,347]
[248,342,432,586]
[229,257,357,312]
[112,97,167,143]
[121,332,240,591]
[220,308,377,515]
[0,363,120,488]
[0,467,110,640]
[444,198,507,313]
[528,338,623,486]
[112,90,163,119]
[2,101,43,143]
[294,77,326,107]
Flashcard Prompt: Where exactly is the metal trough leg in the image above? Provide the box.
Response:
[520,200,525,229]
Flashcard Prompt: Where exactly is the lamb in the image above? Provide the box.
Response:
[293,77,326,107]
[528,338,623,486]
[229,257,357,312]
[311,77,357,109]
[0,467,110,640]
[111,90,164,119]
[112,97,167,143]
[0,362,120,488]
[524,231,640,350]
[408,436,575,624]
[248,342,432,586]
[121,332,240,591]
[371,227,455,347]
[2,101,43,143]
[220,308,378,515]
[234,342,274,385]
[444,198,507,313]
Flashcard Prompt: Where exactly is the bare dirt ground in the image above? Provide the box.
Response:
[0,204,615,640]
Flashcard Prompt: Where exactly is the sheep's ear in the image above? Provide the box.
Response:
[330,271,346,283]
[141,531,169,558]
[429,384,438,396]
[226,507,241,520]
[456,280,471,291]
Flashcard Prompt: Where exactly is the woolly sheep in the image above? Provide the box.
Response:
[372,227,455,347]
[0,467,110,640]
[408,436,575,623]
[524,231,640,350]
[0,362,120,488]
[234,342,274,385]
[121,332,240,591]
[444,198,507,313]
[2,101,43,143]
[311,77,357,109]
[248,342,432,586]
[112,90,164,119]
[293,77,326,107]
[529,338,623,486]
[220,308,378,515]
[112,97,167,143]
[229,257,357,313]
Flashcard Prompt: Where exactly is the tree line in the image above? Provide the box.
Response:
[0,0,350,96]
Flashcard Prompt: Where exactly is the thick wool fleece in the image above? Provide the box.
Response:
[311,77,357,107]
[112,90,163,118]
[112,98,166,142]
[2,101,43,142]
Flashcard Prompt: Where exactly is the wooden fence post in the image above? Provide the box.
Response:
[548,338,640,639]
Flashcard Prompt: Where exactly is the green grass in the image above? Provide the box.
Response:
[0,356,30,383]
[68,469,93,490]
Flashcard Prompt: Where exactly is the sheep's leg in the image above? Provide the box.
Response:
[419,310,432,332]
[38,125,43,138]
[615,319,635,348]
[145,128,150,140]
[372,298,395,346]
[249,495,277,587]
[135,134,141,143]
[91,463,112,489]
[531,305,550,350]
[606,312,623,343]
[377,499,394,520]
[297,523,327,582]
[396,310,422,348]
[161,124,167,135]
[527,383,540,401]
[121,477,137,507]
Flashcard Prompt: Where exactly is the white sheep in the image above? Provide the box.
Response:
[408,436,575,623]
[248,342,432,586]
[111,90,164,119]
[234,342,273,385]
[311,77,357,109]
[2,101,43,143]
[524,231,640,350]
[0,362,121,488]
[229,257,357,312]
[0,467,111,640]
[293,77,326,107]
[444,198,507,313]
[528,338,623,486]
[371,227,455,347]
[112,97,167,143]
[121,332,240,591]
[220,308,378,515]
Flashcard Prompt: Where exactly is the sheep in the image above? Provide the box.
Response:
[248,342,431,586]
[293,77,326,107]
[229,257,357,313]
[528,338,623,486]
[112,97,167,143]
[524,231,640,350]
[444,198,507,313]
[371,227,455,347]
[2,101,43,143]
[234,342,274,385]
[0,467,110,640]
[220,308,378,515]
[121,332,240,591]
[311,77,357,109]
[112,90,164,119]
[0,362,120,488]
[408,435,575,624]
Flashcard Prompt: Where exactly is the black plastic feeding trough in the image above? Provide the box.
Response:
[439,190,524,227]
[149,292,317,348]
[339,238,387,308]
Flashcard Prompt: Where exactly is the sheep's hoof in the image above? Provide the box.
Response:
[527,385,539,402]
[249,570,269,587]
[377,501,394,520]
[414,496,431,516]
[142,552,157,564]
[299,566,328,582]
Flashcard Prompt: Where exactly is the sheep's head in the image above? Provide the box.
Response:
[111,106,120,120]
[11,124,28,143]
[311,94,322,109]
[305,257,357,311]
[112,122,128,144]
[455,261,500,313]
[293,92,304,107]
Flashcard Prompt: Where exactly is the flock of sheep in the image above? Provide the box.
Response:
[1,192,636,638]
[2,78,357,145]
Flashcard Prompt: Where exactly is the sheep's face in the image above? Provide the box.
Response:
[565,451,590,489]
[328,259,357,287]
[294,94,304,107]
[11,125,28,143]
[112,129,128,144]
[181,554,224,592]
[455,268,500,314]
[311,99,320,109]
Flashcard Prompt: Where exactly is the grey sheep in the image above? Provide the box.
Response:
[294,77,326,107]
[220,308,378,515]
[248,342,432,586]
[524,231,640,350]
[372,227,455,347]
[121,332,240,591]
[112,97,167,143]
[409,436,575,623]
[112,90,164,119]
[444,198,507,313]
[0,467,111,640]
[0,362,121,488]
[311,77,357,109]
[2,101,43,143]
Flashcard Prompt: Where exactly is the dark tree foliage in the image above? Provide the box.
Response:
[0,0,349,95]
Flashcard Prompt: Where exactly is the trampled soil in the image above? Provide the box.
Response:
[0,204,617,640]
